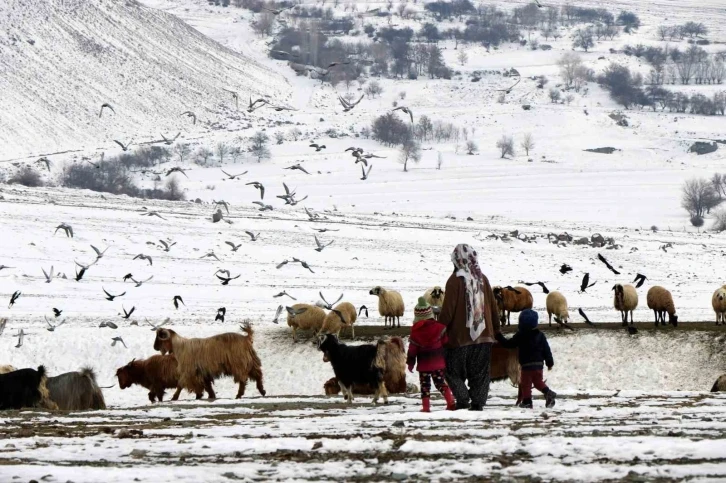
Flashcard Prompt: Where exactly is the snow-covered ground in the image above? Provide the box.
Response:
[2,0,726,479]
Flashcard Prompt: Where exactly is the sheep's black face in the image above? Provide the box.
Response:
[669,314,678,326]
[369,287,381,296]
[433,288,442,298]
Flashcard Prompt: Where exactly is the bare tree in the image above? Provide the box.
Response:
[572,27,594,52]
[229,146,242,162]
[364,80,384,98]
[197,147,213,166]
[465,140,478,155]
[399,139,421,172]
[520,133,534,156]
[250,131,271,163]
[682,177,721,217]
[549,88,561,103]
[557,52,583,86]
[216,142,229,164]
[496,136,515,158]
[252,13,275,37]
[657,25,670,41]
[274,132,285,145]
[164,175,185,201]
[457,50,468,66]
[174,143,191,163]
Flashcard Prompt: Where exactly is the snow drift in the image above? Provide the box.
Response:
[0,0,291,159]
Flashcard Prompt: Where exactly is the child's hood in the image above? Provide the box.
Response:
[410,319,447,346]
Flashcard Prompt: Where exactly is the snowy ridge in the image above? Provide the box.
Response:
[0,0,291,159]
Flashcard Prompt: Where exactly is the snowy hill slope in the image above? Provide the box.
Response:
[0,0,291,159]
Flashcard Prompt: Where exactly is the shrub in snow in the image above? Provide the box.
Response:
[8,166,44,187]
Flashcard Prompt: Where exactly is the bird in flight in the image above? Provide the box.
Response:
[36,157,52,172]
[360,164,373,180]
[180,111,197,124]
[166,167,189,178]
[314,235,334,252]
[246,182,265,199]
[55,223,74,238]
[111,336,127,348]
[392,106,414,123]
[173,295,185,309]
[130,276,153,288]
[103,288,126,301]
[121,305,136,319]
[99,103,115,118]
[114,139,133,152]
[133,254,153,266]
[221,169,247,180]
[160,132,181,145]
[8,291,21,309]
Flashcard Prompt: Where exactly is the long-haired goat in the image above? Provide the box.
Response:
[323,336,407,395]
[491,344,520,387]
[47,368,106,410]
[318,334,388,405]
[117,355,184,402]
[0,366,53,410]
[492,286,533,325]
[646,286,678,327]
[369,286,405,329]
[613,284,638,325]
[0,365,17,375]
[154,322,265,399]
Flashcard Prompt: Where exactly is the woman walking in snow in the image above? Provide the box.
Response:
[438,243,501,411]
[407,297,456,412]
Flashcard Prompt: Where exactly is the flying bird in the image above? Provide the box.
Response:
[309,143,326,152]
[122,273,134,282]
[292,257,314,273]
[304,207,320,221]
[160,132,181,145]
[158,240,176,252]
[597,254,620,275]
[272,305,284,324]
[201,251,221,261]
[215,307,226,322]
[100,321,119,329]
[559,264,573,275]
[312,228,338,233]
[579,273,596,293]
[130,276,153,288]
[392,106,414,123]
[246,182,265,199]
[633,273,647,288]
[111,337,127,348]
[578,308,594,326]
[45,316,66,332]
[245,231,260,242]
[74,266,87,282]
[276,259,289,269]
[36,157,52,172]
[8,291,21,308]
[273,291,296,300]
[114,139,133,152]
[338,94,364,112]
[285,306,308,318]
[55,223,74,238]
[0,265,14,271]
[99,103,115,118]
[534,0,543,7]
[15,329,24,348]
[360,164,373,180]
[226,241,243,252]
[497,76,521,94]
[173,296,185,309]
[223,89,240,109]
[134,254,153,265]
[314,235,334,252]
[247,97,269,113]
[0,319,6,336]
[146,318,169,331]
[319,292,343,310]
[358,305,369,318]
[166,167,189,178]
[91,245,109,260]
[180,111,197,124]
[52,308,62,318]
[328,61,351,68]
[103,288,126,301]
[214,200,230,214]
[221,169,247,180]
[252,201,273,211]
[42,266,54,283]
[216,272,240,285]
[285,163,310,175]
[121,305,136,319]
[140,211,167,220]
[521,281,549,294]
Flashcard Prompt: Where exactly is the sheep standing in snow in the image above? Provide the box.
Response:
[646,286,678,327]
[0,365,17,375]
[154,322,265,399]
[613,284,638,325]
[423,286,445,318]
[545,291,570,326]
[320,302,358,339]
[712,374,726,392]
[492,286,533,325]
[369,286,405,329]
[286,303,327,342]
[47,367,106,410]
[712,287,726,325]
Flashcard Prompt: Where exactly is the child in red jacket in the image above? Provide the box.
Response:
[407,297,456,412]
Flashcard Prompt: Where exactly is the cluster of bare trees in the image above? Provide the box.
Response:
[656,22,709,41]
[637,44,725,86]
[682,175,726,227]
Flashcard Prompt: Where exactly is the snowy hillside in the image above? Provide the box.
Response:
[0,0,291,159]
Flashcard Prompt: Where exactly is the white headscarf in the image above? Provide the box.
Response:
[451,244,487,341]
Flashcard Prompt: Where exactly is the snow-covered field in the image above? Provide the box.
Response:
[1,0,726,479]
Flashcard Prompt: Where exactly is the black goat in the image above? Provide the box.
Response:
[47,368,106,410]
[318,334,388,405]
[0,365,49,410]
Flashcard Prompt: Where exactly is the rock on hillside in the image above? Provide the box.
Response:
[0,0,291,159]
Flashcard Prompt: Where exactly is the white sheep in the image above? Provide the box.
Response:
[286,303,327,342]
[545,291,570,326]
[320,302,358,339]
[712,287,726,325]
[369,286,405,329]
[646,286,678,327]
[423,286,445,316]
[613,284,638,325]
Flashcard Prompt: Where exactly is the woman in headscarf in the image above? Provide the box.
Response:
[438,243,501,411]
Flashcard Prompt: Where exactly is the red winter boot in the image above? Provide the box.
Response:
[443,387,456,411]
[421,397,431,413]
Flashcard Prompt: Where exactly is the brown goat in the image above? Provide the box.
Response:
[153,322,265,399]
[492,286,534,325]
[116,354,214,403]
